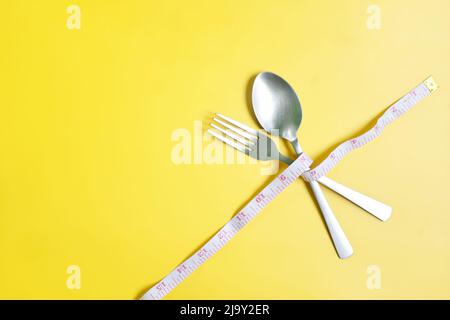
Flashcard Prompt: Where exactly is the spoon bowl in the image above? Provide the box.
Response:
[252,72,302,142]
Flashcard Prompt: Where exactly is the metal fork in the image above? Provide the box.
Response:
[208,113,392,222]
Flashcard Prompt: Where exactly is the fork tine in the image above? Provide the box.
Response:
[213,117,256,140]
[207,129,249,154]
[216,113,259,135]
[210,123,254,147]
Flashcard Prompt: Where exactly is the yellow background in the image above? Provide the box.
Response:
[1,0,449,299]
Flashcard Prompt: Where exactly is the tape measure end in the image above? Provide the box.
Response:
[424,76,438,93]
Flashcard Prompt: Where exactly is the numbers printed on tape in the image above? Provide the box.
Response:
[255,194,265,203]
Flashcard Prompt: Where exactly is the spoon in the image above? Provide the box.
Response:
[252,71,353,259]
[250,73,391,222]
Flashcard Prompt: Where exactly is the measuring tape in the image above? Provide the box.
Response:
[302,77,438,181]
[141,154,313,300]
[141,77,437,300]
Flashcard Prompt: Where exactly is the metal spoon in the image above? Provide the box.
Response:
[252,71,353,259]
[250,73,391,222]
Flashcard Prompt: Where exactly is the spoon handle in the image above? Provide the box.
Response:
[290,140,353,258]
[309,180,354,259]
[317,176,392,221]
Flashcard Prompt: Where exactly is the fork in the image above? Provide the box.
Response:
[208,113,392,222]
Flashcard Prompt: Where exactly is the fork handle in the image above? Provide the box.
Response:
[309,180,354,259]
[317,176,392,221]
[280,153,391,220]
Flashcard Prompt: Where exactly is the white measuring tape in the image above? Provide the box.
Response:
[141,154,313,300]
[302,77,438,181]
[141,77,437,300]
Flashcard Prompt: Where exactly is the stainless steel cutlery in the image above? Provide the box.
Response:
[207,72,392,258]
